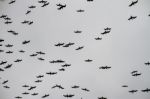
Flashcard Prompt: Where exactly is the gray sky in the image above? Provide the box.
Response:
[0,0,150,99]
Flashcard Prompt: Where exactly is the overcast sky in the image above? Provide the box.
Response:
[0,0,150,99]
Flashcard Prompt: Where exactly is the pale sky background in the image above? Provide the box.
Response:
[0,0,150,99]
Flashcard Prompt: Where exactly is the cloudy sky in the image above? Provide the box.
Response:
[0,0,150,99]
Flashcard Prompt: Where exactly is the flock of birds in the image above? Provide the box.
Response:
[0,0,150,99]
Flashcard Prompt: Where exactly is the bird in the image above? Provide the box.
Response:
[25,10,31,15]
[59,68,65,71]
[36,75,44,78]
[35,80,42,83]
[5,50,13,54]
[71,85,80,89]
[0,61,7,65]
[122,85,128,87]
[129,90,138,93]
[37,57,45,61]
[28,21,33,25]
[15,96,22,99]
[41,2,49,7]
[98,97,107,99]
[95,37,102,40]
[30,53,38,57]
[7,30,18,35]
[22,40,30,44]
[74,30,82,33]
[76,9,85,12]
[63,94,75,98]
[61,64,71,67]
[141,88,150,92]
[85,59,93,62]
[0,14,7,18]
[55,43,65,47]
[21,20,29,24]
[99,66,111,69]
[3,85,10,89]
[81,88,90,92]
[22,84,29,88]
[145,61,150,65]
[101,30,110,35]
[14,59,22,62]
[132,73,141,76]
[38,0,47,3]
[128,16,137,20]
[31,93,39,96]
[8,0,16,4]
[46,72,57,75]
[42,94,49,98]
[4,64,13,69]
[5,44,13,47]
[2,80,9,84]
[0,38,4,42]
[51,84,64,89]
[129,0,138,7]
[131,70,138,74]
[56,3,66,10]
[0,68,4,71]
[22,92,30,95]
[4,21,13,24]
[28,86,36,90]
[36,51,46,55]
[18,50,25,53]
[75,46,84,50]
[28,5,36,9]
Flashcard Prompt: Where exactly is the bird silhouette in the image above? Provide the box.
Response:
[8,0,16,4]
[56,3,66,10]
[52,84,64,89]
[63,94,75,98]
[128,16,137,20]
[129,0,138,7]
[141,88,150,92]
[42,94,49,98]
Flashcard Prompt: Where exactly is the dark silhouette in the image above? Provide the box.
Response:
[28,86,36,90]
[36,75,44,78]
[42,94,49,98]
[46,72,57,75]
[3,85,10,88]
[101,30,110,35]
[4,21,12,24]
[52,84,64,89]
[95,37,102,40]
[131,70,138,74]
[5,44,13,47]
[0,14,7,18]
[74,30,82,33]
[8,0,16,4]
[22,40,30,44]
[4,64,13,69]
[30,53,38,57]
[141,88,150,92]
[62,64,71,67]
[55,43,64,46]
[0,68,4,71]
[14,59,22,62]
[59,68,65,71]
[35,80,42,83]
[56,3,66,10]
[129,0,138,7]
[145,61,150,65]
[25,10,31,15]
[22,85,29,88]
[2,80,8,84]
[63,94,75,98]
[41,2,49,7]
[19,50,25,53]
[71,85,80,89]
[99,66,111,69]
[31,93,39,96]
[38,57,45,61]
[36,51,46,55]
[85,59,93,62]
[22,92,30,95]
[75,46,84,50]
[98,97,107,99]
[0,61,7,65]
[128,16,137,20]
[7,30,18,35]
[15,96,22,99]
[129,90,138,93]
[28,5,36,9]
[38,0,47,3]
[132,73,141,76]
[6,51,13,54]
[81,88,90,92]
[77,9,85,12]
[21,20,29,24]
[122,85,128,87]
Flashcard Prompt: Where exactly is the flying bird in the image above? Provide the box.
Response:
[76,9,85,12]
[145,61,150,65]
[55,43,64,47]
[0,61,7,65]
[36,75,44,78]
[74,30,82,33]
[52,84,64,89]
[35,80,42,83]
[46,72,57,75]
[56,3,66,10]
[22,40,30,44]
[63,94,75,98]
[8,0,16,4]
[81,88,90,92]
[141,88,150,92]
[42,94,49,98]
[129,90,138,93]
[98,97,107,99]
[128,16,137,20]
[28,86,36,90]
[4,64,13,69]
[71,85,80,89]
[99,66,111,69]
[95,37,102,40]
[31,93,39,96]
[129,0,138,7]
[61,64,71,67]
[85,59,93,62]
[22,92,30,95]
[41,2,49,7]
[75,46,84,50]
[2,80,8,84]
[25,10,31,15]
[28,5,36,9]
[14,59,22,62]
